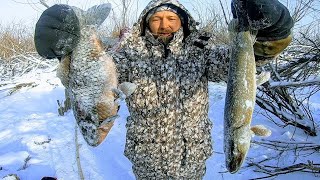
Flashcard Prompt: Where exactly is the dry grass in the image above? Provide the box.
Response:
[0,22,35,60]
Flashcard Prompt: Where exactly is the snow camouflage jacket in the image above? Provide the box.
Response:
[110,0,230,178]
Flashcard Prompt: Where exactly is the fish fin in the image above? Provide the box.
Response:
[250,125,272,137]
[119,82,137,97]
[112,82,137,103]
[71,3,111,27]
[70,6,85,25]
[56,55,71,87]
[256,71,270,86]
[112,88,126,104]
[96,101,118,120]
[98,116,117,145]
[85,3,112,26]
[100,115,119,127]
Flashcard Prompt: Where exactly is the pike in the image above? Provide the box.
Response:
[224,0,271,173]
[56,4,136,147]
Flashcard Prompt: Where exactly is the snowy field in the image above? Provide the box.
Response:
[0,65,319,180]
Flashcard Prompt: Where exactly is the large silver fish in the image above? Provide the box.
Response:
[224,2,271,173]
[56,4,136,147]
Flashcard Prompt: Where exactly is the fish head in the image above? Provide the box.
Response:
[72,91,118,147]
[226,143,246,173]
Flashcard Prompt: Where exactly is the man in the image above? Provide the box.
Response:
[34,0,293,179]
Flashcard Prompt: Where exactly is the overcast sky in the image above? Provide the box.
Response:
[0,0,316,31]
[0,0,233,28]
[0,0,43,26]
[0,0,132,26]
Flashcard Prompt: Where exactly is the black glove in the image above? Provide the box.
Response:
[231,0,293,41]
[34,4,80,60]
[231,0,293,60]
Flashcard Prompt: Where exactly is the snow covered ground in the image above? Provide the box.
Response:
[0,66,319,180]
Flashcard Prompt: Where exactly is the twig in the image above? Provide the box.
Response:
[218,0,229,25]
[17,155,31,171]
[248,162,320,180]
[252,140,320,152]
[57,90,72,116]
[270,78,320,88]
[75,125,85,180]
[256,95,317,136]
[34,137,52,145]
[6,82,37,96]
[213,150,224,155]
[39,0,50,8]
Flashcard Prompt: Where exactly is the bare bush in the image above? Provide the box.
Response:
[256,32,319,136]
[0,22,35,59]
[186,0,231,45]
[0,52,57,81]
[282,0,317,23]
[99,0,142,38]
[245,140,320,179]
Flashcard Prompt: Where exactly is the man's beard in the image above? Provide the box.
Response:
[153,31,174,45]
[157,35,174,45]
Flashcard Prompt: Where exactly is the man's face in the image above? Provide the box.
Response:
[148,10,182,43]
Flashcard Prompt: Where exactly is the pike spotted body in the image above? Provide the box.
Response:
[224,29,257,173]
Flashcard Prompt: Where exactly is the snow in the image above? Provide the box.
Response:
[0,67,319,180]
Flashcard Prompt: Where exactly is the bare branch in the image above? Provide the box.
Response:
[290,0,316,23]
[218,0,229,25]
[40,0,50,8]
[249,162,320,180]
[75,125,85,180]
[270,78,320,88]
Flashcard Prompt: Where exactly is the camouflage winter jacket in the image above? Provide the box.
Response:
[111,0,230,178]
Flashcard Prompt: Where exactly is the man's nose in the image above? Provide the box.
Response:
[159,19,170,30]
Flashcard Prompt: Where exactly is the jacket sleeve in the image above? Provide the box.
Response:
[109,49,130,83]
[205,45,230,83]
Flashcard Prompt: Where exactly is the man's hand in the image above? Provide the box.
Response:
[231,0,293,40]
[231,0,294,60]
[34,4,80,60]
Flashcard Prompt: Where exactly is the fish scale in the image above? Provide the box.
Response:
[68,24,119,146]
[54,4,137,147]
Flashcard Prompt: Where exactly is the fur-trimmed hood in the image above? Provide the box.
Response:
[133,0,198,38]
